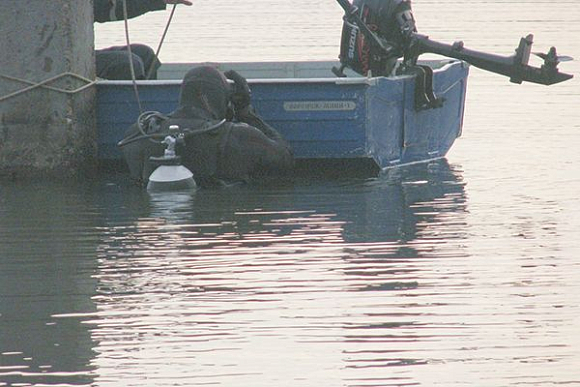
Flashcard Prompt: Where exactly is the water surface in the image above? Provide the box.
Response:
[2,1,580,386]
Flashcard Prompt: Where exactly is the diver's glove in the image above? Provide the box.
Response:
[224,70,251,112]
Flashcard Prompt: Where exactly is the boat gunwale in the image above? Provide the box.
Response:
[95,60,465,86]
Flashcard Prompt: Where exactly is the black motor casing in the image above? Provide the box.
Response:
[338,0,416,76]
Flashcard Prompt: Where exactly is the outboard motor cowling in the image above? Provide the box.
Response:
[338,0,417,76]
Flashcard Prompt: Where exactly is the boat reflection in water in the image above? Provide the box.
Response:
[0,159,468,386]
[86,159,469,386]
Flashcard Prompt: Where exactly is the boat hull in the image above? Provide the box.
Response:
[96,60,469,171]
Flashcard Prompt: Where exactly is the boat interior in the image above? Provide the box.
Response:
[155,59,460,81]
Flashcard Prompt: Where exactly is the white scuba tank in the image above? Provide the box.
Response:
[146,126,197,192]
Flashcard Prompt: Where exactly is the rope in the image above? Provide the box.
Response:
[121,0,144,114]
[118,116,227,147]
[0,72,95,103]
[121,0,179,110]
[146,4,178,80]
[0,2,177,105]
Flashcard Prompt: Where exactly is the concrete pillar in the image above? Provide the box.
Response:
[0,0,96,178]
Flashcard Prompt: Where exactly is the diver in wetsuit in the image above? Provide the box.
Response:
[94,0,192,80]
[120,66,294,186]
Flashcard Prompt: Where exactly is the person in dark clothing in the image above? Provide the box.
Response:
[95,43,161,80]
[120,66,294,187]
[94,0,192,80]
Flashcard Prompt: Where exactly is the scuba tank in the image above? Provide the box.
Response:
[146,125,197,192]
[119,110,226,190]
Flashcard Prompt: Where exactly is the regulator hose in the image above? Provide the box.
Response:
[117,111,226,147]
[117,111,169,147]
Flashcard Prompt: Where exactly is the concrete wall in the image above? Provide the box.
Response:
[0,0,96,178]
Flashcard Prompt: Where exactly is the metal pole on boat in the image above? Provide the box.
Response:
[0,0,97,179]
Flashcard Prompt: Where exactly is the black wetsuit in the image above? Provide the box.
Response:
[121,66,294,186]
[94,0,167,79]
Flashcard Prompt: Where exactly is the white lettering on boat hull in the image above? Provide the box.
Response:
[283,101,357,112]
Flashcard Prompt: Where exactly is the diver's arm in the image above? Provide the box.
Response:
[248,119,294,174]
[258,137,294,175]
[220,69,293,175]
[223,69,287,141]
[227,121,294,177]
[235,106,287,144]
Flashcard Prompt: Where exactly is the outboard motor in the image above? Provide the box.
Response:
[335,0,416,77]
[335,0,442,110]
[334,0,573,87]
[146,125,197,192]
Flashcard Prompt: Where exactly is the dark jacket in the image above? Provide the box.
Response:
[94,0,167,23]
[121,66,294,186]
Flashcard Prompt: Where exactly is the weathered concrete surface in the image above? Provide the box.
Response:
[0,0,96,179]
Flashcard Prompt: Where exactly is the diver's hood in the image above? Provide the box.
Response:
[177,66,231,120]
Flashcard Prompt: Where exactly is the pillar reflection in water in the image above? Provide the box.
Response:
[0,182,99,386]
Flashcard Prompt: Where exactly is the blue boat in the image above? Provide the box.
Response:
[96,59,469,172]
